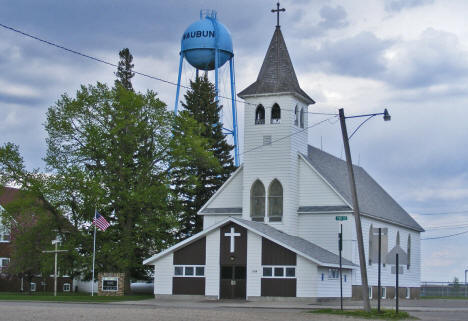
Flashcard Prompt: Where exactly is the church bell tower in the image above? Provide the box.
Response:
[238,3,315,235]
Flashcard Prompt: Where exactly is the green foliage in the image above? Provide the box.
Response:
[0,48,217,282]
[115,48,135,91]
[309,308,415,320]
[172,75,236,238]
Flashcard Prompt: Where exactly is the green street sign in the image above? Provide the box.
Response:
[335,216,348,221]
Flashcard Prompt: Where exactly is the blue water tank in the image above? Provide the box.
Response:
[181,16,233,71]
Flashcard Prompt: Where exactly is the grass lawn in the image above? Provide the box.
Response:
[0,292,153,302]
[309,308,416,320]
[421,296,468,300]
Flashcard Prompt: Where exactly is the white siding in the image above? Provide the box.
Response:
[298,213,354,261]
[208,168,244,208]
[154,253,173,295]
[203,215,241,230]
[316,267,352,297]
[205,230,220,297]
[242,94,309,236]
[246,231,262,297]
[351,217,421,288]
[298,158,346,206]
[296,255,317,297]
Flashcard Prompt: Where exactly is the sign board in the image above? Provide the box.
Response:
[102,277,118,292]
[369,227,388,263]
[385,245,408,265]
[391,266,404,275]
[335,216,348,221]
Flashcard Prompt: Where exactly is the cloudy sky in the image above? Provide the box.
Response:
[1,0,467,282]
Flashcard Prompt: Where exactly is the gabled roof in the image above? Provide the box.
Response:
[238,27,315,105]
[143,216,356,269]
[303,145,424,232]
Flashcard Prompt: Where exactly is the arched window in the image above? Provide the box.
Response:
[250,180,265,221]
[396,231,400,246]
[271,103,281,124]
[407,234,411,269]
[255,105,265,125]
[268,179,283,221]
[300,107,305,128]
[294,105,298,126]
[369,224,373,265]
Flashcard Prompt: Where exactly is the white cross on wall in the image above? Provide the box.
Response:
[225,227,241,253]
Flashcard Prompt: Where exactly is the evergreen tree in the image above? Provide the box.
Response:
[173,75,236,238]
[115,48,135,91]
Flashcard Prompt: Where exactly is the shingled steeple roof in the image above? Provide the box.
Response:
[238,26,315,105]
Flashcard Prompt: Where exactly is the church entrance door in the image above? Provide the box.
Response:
[220,265,246,299]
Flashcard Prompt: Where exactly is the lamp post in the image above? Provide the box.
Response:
[338,108,391,312]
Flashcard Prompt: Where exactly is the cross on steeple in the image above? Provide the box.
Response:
[271,2,286,27]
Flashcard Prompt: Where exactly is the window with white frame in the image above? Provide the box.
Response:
[381,287,386,299]
[328,268,339,279]
[406,287,411,299]
[368,286,372,299]
[30,282,37,292]
[0,224,10,243]
[262,266,295,278]
[174,265,205,277]
[0,258,9,272]
[63,283,71,292]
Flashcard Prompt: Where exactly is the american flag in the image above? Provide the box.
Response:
[93,211,110,231]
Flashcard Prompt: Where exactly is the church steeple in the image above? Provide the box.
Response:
[238,18,314,105]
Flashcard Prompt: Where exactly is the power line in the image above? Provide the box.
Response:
[421,229,468,240]
[239,115,338,157]
[0,22,337,116]
[414,210,468,216]
[424,223,468,230]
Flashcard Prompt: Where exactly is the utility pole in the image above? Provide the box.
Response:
[339,224,343,311]
[339,108,371,312]
[378,228,381,313]
[42,238,68,296]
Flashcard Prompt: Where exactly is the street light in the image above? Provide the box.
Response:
[338,108,391,313]
[42,237,68,296]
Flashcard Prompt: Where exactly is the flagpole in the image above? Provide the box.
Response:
[91,208,97,297]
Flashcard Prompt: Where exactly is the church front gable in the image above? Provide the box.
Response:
[198,166,244,214]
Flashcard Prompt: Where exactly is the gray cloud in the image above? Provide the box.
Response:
[385,0,434,12]
[384,28,468,88]
[308,32,393,78]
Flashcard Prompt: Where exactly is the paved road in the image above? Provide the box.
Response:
[0,301,359,321]
[1,300,468,321]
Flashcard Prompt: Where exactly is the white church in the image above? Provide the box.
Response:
[144,20,423,301]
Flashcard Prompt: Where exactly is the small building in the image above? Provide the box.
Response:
[144,19,423,301]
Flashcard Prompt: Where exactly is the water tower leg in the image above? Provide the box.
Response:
[214,49,219,103]
[229,58,240,167]
[174,54,184,115]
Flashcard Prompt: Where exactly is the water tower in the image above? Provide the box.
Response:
[174,10,239,166]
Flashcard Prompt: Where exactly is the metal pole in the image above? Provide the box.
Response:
[174,54,184,115]
[91,209,97,297]
[229,57,239,167]
[338,108,371,312]
[54,240,58,297]
[396,253,399,314]
[339,224,343,311]
[378,228,381,312]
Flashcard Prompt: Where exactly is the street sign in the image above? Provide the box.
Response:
[391,266,404,275]
[336,216,348,221]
